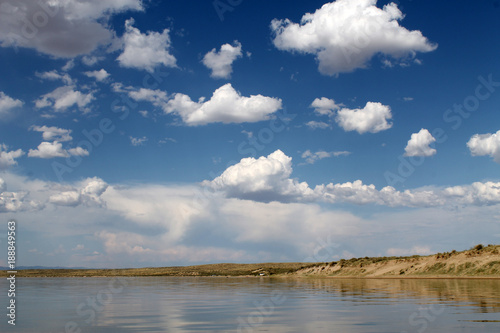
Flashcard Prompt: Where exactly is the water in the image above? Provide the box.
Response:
[1,277,499,332]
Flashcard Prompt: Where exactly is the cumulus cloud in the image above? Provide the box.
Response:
[0,91,23,117]
[204,150,313,202]
[310,97,339,116]
[202,41,243,79]
[127,87,168,106]
[404,128,436,157]
[84,69,110,81]
[0,177,43,213]
[335,102,392,134]
[0,0,143,58]
[0,144,24,169]
[28,141,88,159]
[117,18,176,72]
[271,0,437,75]
[28,141,69,158]
[467,130,500,164]
[35,70,73,85]
[164,83,282,126]
[49,177,108,207]
[302,150,350,164]
[204,150,500,208]
[34,86,94,112]
[30,125,72,142]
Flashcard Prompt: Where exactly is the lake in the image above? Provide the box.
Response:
[1,277,499,332]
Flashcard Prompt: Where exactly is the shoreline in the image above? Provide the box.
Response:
[3,244,499,279]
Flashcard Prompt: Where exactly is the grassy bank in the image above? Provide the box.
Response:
[2,244,499,278]
[294,244,500,278]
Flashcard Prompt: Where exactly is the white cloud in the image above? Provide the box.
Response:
[204,150,500,208]
[271,0,437,75]
[62,60,75,71]
[0,0,143,58]
[467,130,500,164]
[404,128,436,157]
[0,144,24,169]
[117,18,177,72]
[335,102,392,134]
[35,70,73,85]
[0,91,23,116]
[165,83,282,126]
[30,125,72,142]
[28,140,88,159]
[305,120,330,130]
[128,87,168,106]
[443,182,500,206]
[35,86,94,112]
[310,97,339,116]
[28,141,69,158]
[202,41,242,79]
[84,69,110,81]
[82,55,104,66]
[67,147,89,156]
[50,177,108,207]
[203,150,314,202]
[130,136,148,146]
[302,150,350,164]
[0,177,43,212]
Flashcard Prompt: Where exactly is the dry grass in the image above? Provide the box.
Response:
[3,244,499,278]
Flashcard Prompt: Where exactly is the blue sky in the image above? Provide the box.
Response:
[0,0,499,268]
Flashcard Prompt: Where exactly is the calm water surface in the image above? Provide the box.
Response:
[1,277,499,332]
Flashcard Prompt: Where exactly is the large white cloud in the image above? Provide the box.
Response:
[335,102,392,134]
[467,130,500,164]
[28,141,69,158]
[0,0,143,58]
[202,41,242,79]
[28,141,89,159]
[404,128,437,157]
[117,18,176,72]
[0,91,23,117]
[123,83,283,125]
[271,0,437,75]
[49,177,108,207]
[35,85,94,112]
[0,144,24,169]
[165,84,283,126]
[204,150,500,208]
[204,150,313,202]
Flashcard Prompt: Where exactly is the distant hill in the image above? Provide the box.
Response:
[294,244,500,278]
[1,266,89,270]
[1,245,498,278]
